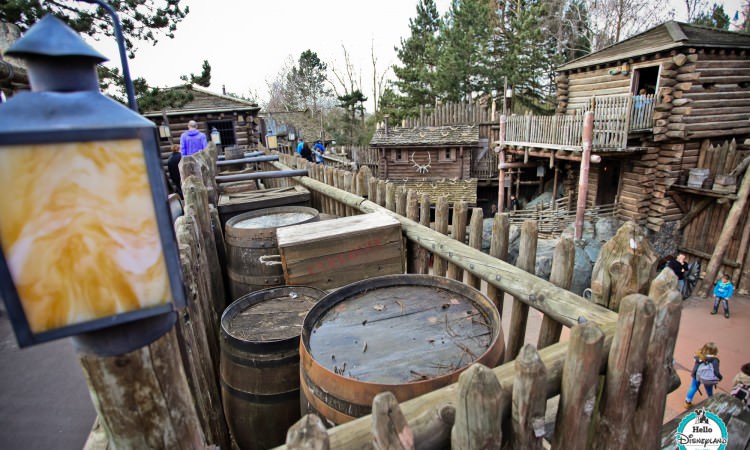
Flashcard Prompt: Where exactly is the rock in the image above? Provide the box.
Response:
[481,218,493,252]
[526,192,554,209]
[571,243,594,296]
[534,238,559,281]
[507,224,521,265]
[594,217,621,243]
[562,220,595,242]
[584,240,602,263]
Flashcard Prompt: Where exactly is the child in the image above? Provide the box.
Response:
[685,342,722,409]
[711,273,734,318]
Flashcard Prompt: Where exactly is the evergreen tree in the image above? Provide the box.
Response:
[180,60,211,87]
[692,3,731,29]
[391,0,442,116]
[435,0,493,102]
[289,50,331,113]
[337,90,368,146]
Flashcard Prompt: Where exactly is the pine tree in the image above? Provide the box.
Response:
[289,50,331,114]
[392,0,442,116]
[435,0,493,102]
[692,3,731,29]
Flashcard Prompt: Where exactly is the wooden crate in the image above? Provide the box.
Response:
[276,212,404,290]
[218,186,310,229]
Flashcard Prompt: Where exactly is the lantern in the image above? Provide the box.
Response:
[0,15,185,353]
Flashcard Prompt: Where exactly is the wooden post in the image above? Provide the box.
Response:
[286,414,329,450]
[497,116,507,213]
[396,186,408,217]
[590,294,655,450]
[451,363,506,449]
[77,327,206,449]
[575,111,594,240]
[386,182,397,212]
[344,171,354,217]
[631,268,682,450]
[466,208,484,290]
[419,193,431,275]
[486,213,510,315]
[698,159,750,296]
[505,220,538,362]
[512,345,547,450]
[551,322,605,450]
[371,392,415,450]
[377,180,387,207]
[537,237,575,349]
[369,177,379,204]
[406,190,420,274]
[447,201,468,281]
[433,196,449,277]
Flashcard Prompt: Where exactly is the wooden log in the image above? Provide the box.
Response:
[344,171,354,217]
[451,363,506,449]
[466,208,484,290]
[447,201,468,281]
[371,392,414,450]
[408,404,455,449]
[590,294,655,450]
[631,269,682,450]
[675,72,700,82]
[406,190,420,274]
[396,186,407,217]
[511,345,547,450]
[486,214,510,316]
[386,181,396,213]
[286,414,330,450]
[505,220,538,363]
[77,327,206,449]
[369,177,379,204]
[673,82,693,92]
[698,160,750,296]
[551,322,605,450]
[537,237,575,349]
[418,193,431,275]
[678,198,713,229]
[673,54,688,66]
[377,180,387,208]
[433,196,449,277]
[183,175,226,315]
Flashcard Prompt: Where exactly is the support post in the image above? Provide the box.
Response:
[575,111,594,240]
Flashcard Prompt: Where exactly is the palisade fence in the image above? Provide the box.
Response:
[265,153,681,450]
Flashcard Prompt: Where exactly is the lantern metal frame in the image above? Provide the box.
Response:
[0,124,185,347]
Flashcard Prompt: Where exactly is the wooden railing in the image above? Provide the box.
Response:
[503,94,655,151]
[268,154,681,450]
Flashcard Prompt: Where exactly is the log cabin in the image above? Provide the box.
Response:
[368,123,481,204]
[143,84,262,162]
[496,21,750,293]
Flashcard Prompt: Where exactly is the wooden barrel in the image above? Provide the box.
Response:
[224,206,318,301]
[221,285,326,450]
[300,274,505,425]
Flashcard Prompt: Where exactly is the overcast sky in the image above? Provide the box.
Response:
[88,0,746,112]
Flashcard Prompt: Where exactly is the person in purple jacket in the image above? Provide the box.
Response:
[180,120,208,156]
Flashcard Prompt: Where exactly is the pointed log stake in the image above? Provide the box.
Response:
[451,363,507,449]
[447,201,468,281]
[372,392,415,450]
[286,414,330,450]
[512,345,548,450]
[408,404,455,449]
[590,294,655,450]
[506,220,538,362]
[538,237,575,349]
[486,213,510,315]
[466,208,484,290]
[632,269,682,450]
[551,322,604,450]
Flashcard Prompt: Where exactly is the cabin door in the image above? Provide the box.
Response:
[597,159,621,205]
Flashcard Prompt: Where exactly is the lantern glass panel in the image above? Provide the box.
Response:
[0,138,171,334]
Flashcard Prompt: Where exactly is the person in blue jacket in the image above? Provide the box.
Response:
[297,139,305,156]
[313,140,325,164]
[712,273,734,318]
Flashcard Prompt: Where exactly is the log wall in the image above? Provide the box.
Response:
[378,147,471,180]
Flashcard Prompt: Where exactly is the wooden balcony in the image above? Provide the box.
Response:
[502,94,655,152]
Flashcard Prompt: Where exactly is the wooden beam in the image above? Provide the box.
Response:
[677,246,740,268]
[669,191,689,214]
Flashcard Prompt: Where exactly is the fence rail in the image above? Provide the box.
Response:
[504,94,655,151]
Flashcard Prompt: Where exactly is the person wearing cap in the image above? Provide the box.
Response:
[180,120,208,156]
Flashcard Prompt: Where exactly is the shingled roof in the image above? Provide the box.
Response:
[143,84,261,116]
[370,125,479,147]
[559,21,750,72]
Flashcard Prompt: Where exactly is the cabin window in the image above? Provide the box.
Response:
[392,149,408,163]
[439,148,456,162]
[206,120,236,146]
[632,65,660,95]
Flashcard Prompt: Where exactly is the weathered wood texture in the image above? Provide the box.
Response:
[451,363,506,449]
[590,221,658,311]
[537,237,575,349]
[632,268,682,450]
[77,328,206,450]
[286,415,330,450]
[433,196,450,277]
[486,214,510,316]
[590,294,655,450]
[466,208,484,290]
[276,213,404,290]
[505,220,538,363]
[511,345,547,450]
[447,201,468,281]
[371,392,415,450]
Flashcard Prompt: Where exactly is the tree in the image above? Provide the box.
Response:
[288,50,331,114]
[692,3,730,29]
[1,0,189,57]
[584,0,673,51]
[337,90,368,147]
[435,0,494,102]
[180,60,211,87]
[391,0,442,116]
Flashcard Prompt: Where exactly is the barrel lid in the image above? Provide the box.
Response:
[304,275,501,384]
[223,286,323,343]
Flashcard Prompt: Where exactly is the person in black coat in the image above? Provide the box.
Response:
[167,144,182,198]
[300,142,314,162]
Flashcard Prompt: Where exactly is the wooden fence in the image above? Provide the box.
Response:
[507,196,617,238]
[403,101,494,128]
[269,153,681,450]
[503,94,656,152]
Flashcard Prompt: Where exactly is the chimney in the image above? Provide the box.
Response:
[384,114,389,137]
[222,84,226,95]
